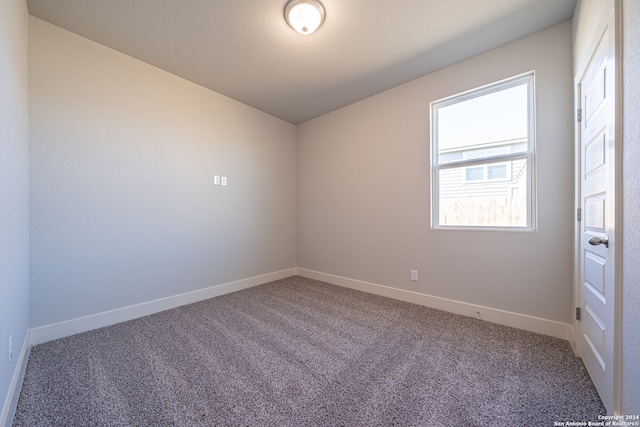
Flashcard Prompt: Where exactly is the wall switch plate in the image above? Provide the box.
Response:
[410,270,418,281]
[214,175,221,185]
[221,176,227,186]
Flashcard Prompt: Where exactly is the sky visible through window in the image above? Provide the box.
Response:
[437,84,528,152]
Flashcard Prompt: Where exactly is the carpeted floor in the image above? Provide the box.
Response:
[13,276,605,426]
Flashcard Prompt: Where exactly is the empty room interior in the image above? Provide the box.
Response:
[1,0,639,425]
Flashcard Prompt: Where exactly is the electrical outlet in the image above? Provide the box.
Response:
[221,176,227,186]
[410,270,418,281]
[474,311,481,319]
[8,335,13,363]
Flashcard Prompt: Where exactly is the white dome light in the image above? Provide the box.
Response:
[285,0,325,35]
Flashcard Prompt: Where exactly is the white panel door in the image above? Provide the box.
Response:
[577,12,617,413]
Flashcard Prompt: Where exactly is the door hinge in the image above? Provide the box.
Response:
[576,307,581,321]
[577,108,582,122]
[577,208,582,222]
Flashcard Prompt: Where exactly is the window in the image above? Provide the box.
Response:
[431,73,536,230]
[464,162,509,182]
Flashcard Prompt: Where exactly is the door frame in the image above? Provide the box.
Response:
[572,2,623,415]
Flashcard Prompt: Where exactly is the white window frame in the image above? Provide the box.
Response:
[430,72,537,231]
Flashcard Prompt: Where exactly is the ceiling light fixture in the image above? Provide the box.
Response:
[285,0,325,35]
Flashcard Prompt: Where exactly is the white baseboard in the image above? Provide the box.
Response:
[1,330,31,427]
[30,268,297,345]
[297,268,573,341]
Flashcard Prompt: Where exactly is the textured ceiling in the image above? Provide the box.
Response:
[26,0,576,124]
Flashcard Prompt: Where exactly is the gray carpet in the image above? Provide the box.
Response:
[13,276,605,426]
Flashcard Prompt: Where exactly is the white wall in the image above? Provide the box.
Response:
[621,0,640,415]
[29,17,297,329]
[0,0,30,423]
[572,0,615,72]
[297,22,574,324]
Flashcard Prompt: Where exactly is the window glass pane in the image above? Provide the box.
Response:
[437,83,529,163]
[487,164,507,180]
[465,166,484,181]
[440,152,463,163]
[463,149,488,160]
[486,146,511,156]
[439,161,527,227]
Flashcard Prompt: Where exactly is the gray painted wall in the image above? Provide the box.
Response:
[0,0,30,420]
[621,0,640,415]
[29,17,297,328]
[297,22,574,323]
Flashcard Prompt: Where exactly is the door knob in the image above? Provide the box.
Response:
[588,236,609,248]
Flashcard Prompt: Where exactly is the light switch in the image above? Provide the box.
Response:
[214,175,221,185]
